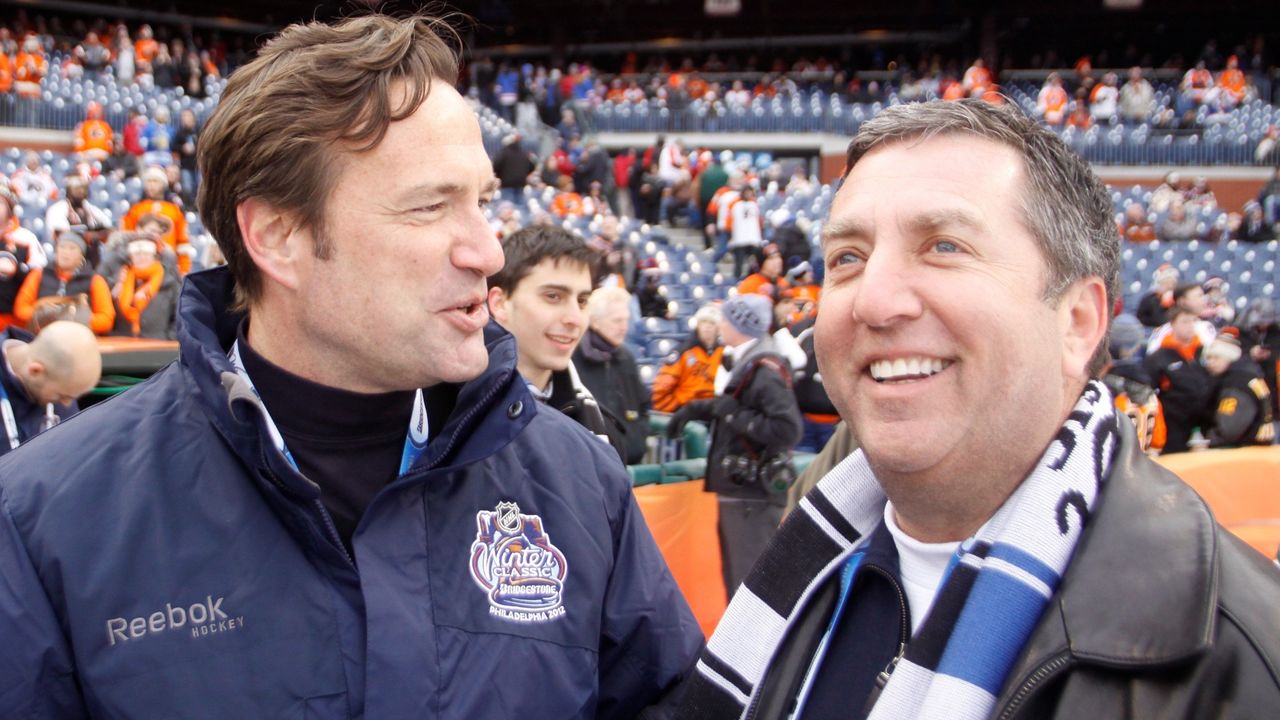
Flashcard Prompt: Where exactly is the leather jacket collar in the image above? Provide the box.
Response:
[999,420,1216,701]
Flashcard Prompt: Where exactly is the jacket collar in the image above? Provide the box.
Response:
[1006,420,1217,681]
[176,267,534,488]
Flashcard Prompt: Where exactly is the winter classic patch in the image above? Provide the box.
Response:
[470,501,569,623]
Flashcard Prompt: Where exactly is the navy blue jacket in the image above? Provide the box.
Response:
[0,326,78,457]
[0,267,701,718]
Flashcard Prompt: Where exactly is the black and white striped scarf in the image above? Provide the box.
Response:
[677,381,1120,719]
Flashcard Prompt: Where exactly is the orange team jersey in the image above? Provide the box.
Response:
[135,38,159,66]
[706,186,732,215]
[942,82,966,101]
[75,119,113,156]
[118,263,166,336]
[737,273,789,298]
[1218,69,1246,99]
[963,66,993,90]
[1158,332,1201,363]
[1040,87,1068,119]
[123,200,190,273]
[14,52,47,97]
[1184,68,1212,90]
[13,268,116,335]
[787,284,821,324]
[0,54,12,93]
[550,192,584,217]
[651,344,724,413]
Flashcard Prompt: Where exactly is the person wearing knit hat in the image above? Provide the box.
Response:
[721,293,772,340]
[12,230,116,335]
[1108,313,1146,359]
[651,303,725,413]
[56,231,87,256]
[1202,333,1275,448]
[666,290,802,597]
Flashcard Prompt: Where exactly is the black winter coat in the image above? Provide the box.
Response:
[704,339,803,499]
[573,336,651,465]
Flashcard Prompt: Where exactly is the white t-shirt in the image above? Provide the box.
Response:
[729,199,763,248]
[883,502,961,635]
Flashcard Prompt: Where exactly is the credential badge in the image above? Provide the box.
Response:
[470,500,569,623]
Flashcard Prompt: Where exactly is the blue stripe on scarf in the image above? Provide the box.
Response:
[988,543,1062,588]
[934,569,1052,694]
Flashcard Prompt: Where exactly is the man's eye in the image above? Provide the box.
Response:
[828,251,862,268]
[479,196,493,210]
[933,240,961,253]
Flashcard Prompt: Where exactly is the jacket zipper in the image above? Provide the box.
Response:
[261,454,356,569]
[256,371,514,575]
[743,562,910,720]
[402,370,512,478]
[860,564,909,714]
[995,654,1072,720]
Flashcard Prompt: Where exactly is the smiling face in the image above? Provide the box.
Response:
[488,257,594,390]
[283,82,503,393]
[815,135,1097,538]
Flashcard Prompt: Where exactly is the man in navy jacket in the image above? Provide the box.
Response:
[0,14,700,719]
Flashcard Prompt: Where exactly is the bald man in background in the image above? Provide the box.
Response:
[0,320,101,456]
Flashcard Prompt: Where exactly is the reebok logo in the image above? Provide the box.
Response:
[106,595,245,647]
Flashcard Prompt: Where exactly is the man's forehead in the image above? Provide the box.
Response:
[824,140,1024,246]
[520,258,593,292]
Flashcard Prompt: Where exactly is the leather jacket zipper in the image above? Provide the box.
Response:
[860,564,910,715]
[744,562,910,720]
[996,654,1072,720]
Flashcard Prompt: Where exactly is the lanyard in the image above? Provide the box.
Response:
[0,378,57,451]
[229,340,428,477]
[0,381,20,451]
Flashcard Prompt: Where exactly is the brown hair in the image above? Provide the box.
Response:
[197,13,462,310]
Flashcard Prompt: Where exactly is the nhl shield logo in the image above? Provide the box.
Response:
[470,501,569,623]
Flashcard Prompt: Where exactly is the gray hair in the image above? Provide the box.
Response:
[843,98,1120,375]
[587,286,632,320]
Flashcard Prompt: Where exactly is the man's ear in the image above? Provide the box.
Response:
[487,286,508,324]
[25,360,45,381]
[1060,276,1109,381]
[236,198,307,291]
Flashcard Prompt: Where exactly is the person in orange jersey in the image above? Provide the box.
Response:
[13,232,114,335]
[122,167,191,273]
[74,101,113,162]
[652,303,724,412]
[115,238,177,339]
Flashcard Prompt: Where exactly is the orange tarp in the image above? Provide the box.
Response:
[634,481,727,636]
[1156,446,1280,559]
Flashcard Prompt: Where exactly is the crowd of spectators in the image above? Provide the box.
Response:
[1116,268,1277,453]
[0,13,248,93]
[0,10,1273,467]
[1118,169,1280,244]
[0,96,208,340]
[470,35,1273,130]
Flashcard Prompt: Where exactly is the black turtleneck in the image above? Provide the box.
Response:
[237,325,416,556]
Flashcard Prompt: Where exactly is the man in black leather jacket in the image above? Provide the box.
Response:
[659,99,1280,720]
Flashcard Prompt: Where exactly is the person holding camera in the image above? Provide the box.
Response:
[667,293,802,597]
